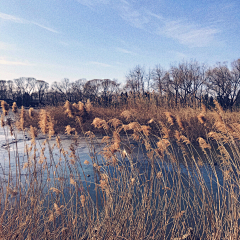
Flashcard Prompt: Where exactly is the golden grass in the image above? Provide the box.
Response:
[1,99,240,239]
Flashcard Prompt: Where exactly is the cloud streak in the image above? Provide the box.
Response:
[119,4,220,47]
[32,22,59,33]
[116,47,134,54]
[88,61,112,67]
[158,20,220,47]
[76,0,110,8]
[0,58,33,66]
[0,41,17,51]
[118,3,149,29]
[76,0,220,48]
[0,12,59,33]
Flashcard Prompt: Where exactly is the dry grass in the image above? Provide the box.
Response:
[1,99,240,239]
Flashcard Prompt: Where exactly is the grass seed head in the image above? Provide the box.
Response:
[65,125,75,135]
[80,195,86,207]
[92,118,109,130]
[164,112,175,126]
[108,118,122,129]
[197,113,207,124]
[176,115,184,130]
[84,160,90,165]
[54,203,62,215]
[29,108,35,119]
[85,99,92,113]
[39,109,48,134]
[78,101,85,112]
[64,100,74,118]
[141,125,151,136]
[48,115,55,138]
[12,102,18,114]
[198,137,211,150]
[1,100,9,116]
[29,125,38,142]
[70,177,76,186]
[121,110,132,121]
[1,114,5,127]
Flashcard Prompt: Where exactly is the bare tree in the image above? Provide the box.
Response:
[145,68,153,92]
[206,62,232,107]
[230,59,240,106]
[99,79,120,106]
[6,80,14,100]
[51,78,72,101]
[83,79,102,101]
[152,65,166,96]
[0,80,7,99]
[14,78,25,96]
[26,78,36,95]
[125,65,145,94]
[72,79,87,101]
[35,80,49,104]
[169,65,183,107]
[101,79,119,96]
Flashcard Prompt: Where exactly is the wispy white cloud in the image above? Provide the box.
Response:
[159,20,220,47]
[0,57,33,66]
[88,61,112,67]
[0,41,17,51]
[75,0,220,48]
[32,22,59,34]
[76,0,110,8]
[127,7,219,47]
[59,41,70,47]
[118,4,220,47]
[116,47,134,54]
[0,12,25,23]
[118,2,149,29]
[168,50,188,61]
[0,12,59,33]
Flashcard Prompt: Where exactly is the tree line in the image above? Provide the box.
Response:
[1,59,240,109]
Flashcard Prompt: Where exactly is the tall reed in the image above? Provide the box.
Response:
[0,100,240,239]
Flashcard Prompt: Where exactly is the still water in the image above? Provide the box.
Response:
[0,124,225,197]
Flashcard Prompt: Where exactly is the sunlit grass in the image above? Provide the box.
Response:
[1,99,240,239]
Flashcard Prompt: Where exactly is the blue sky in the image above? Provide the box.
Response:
[0,0,239,84]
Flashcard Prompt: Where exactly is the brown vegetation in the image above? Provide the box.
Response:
[1,99,240,239]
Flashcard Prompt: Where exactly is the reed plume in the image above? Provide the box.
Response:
[65,125,75,135]
[176,115,184,130]
[141,125,151,136]
[80,195,86,207]
[54,203,62,215]
[85,99,92,113]
[1,114,5,127]
[198,137,211,154]
[156,138,170,156]
[78,101,85,112]
[121,110,132,121]
[16,106,27,131]
[92,118,109,131]
[164,112,175,126]
[64,100,74,118]
[29,125,38,143]
[1,100,9,116]
[29,108,34,119]
[12,102,18,114]
[197,113,207,124]
[39,109,48,134]
[48,115,55,138]
[108,118,122,129]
